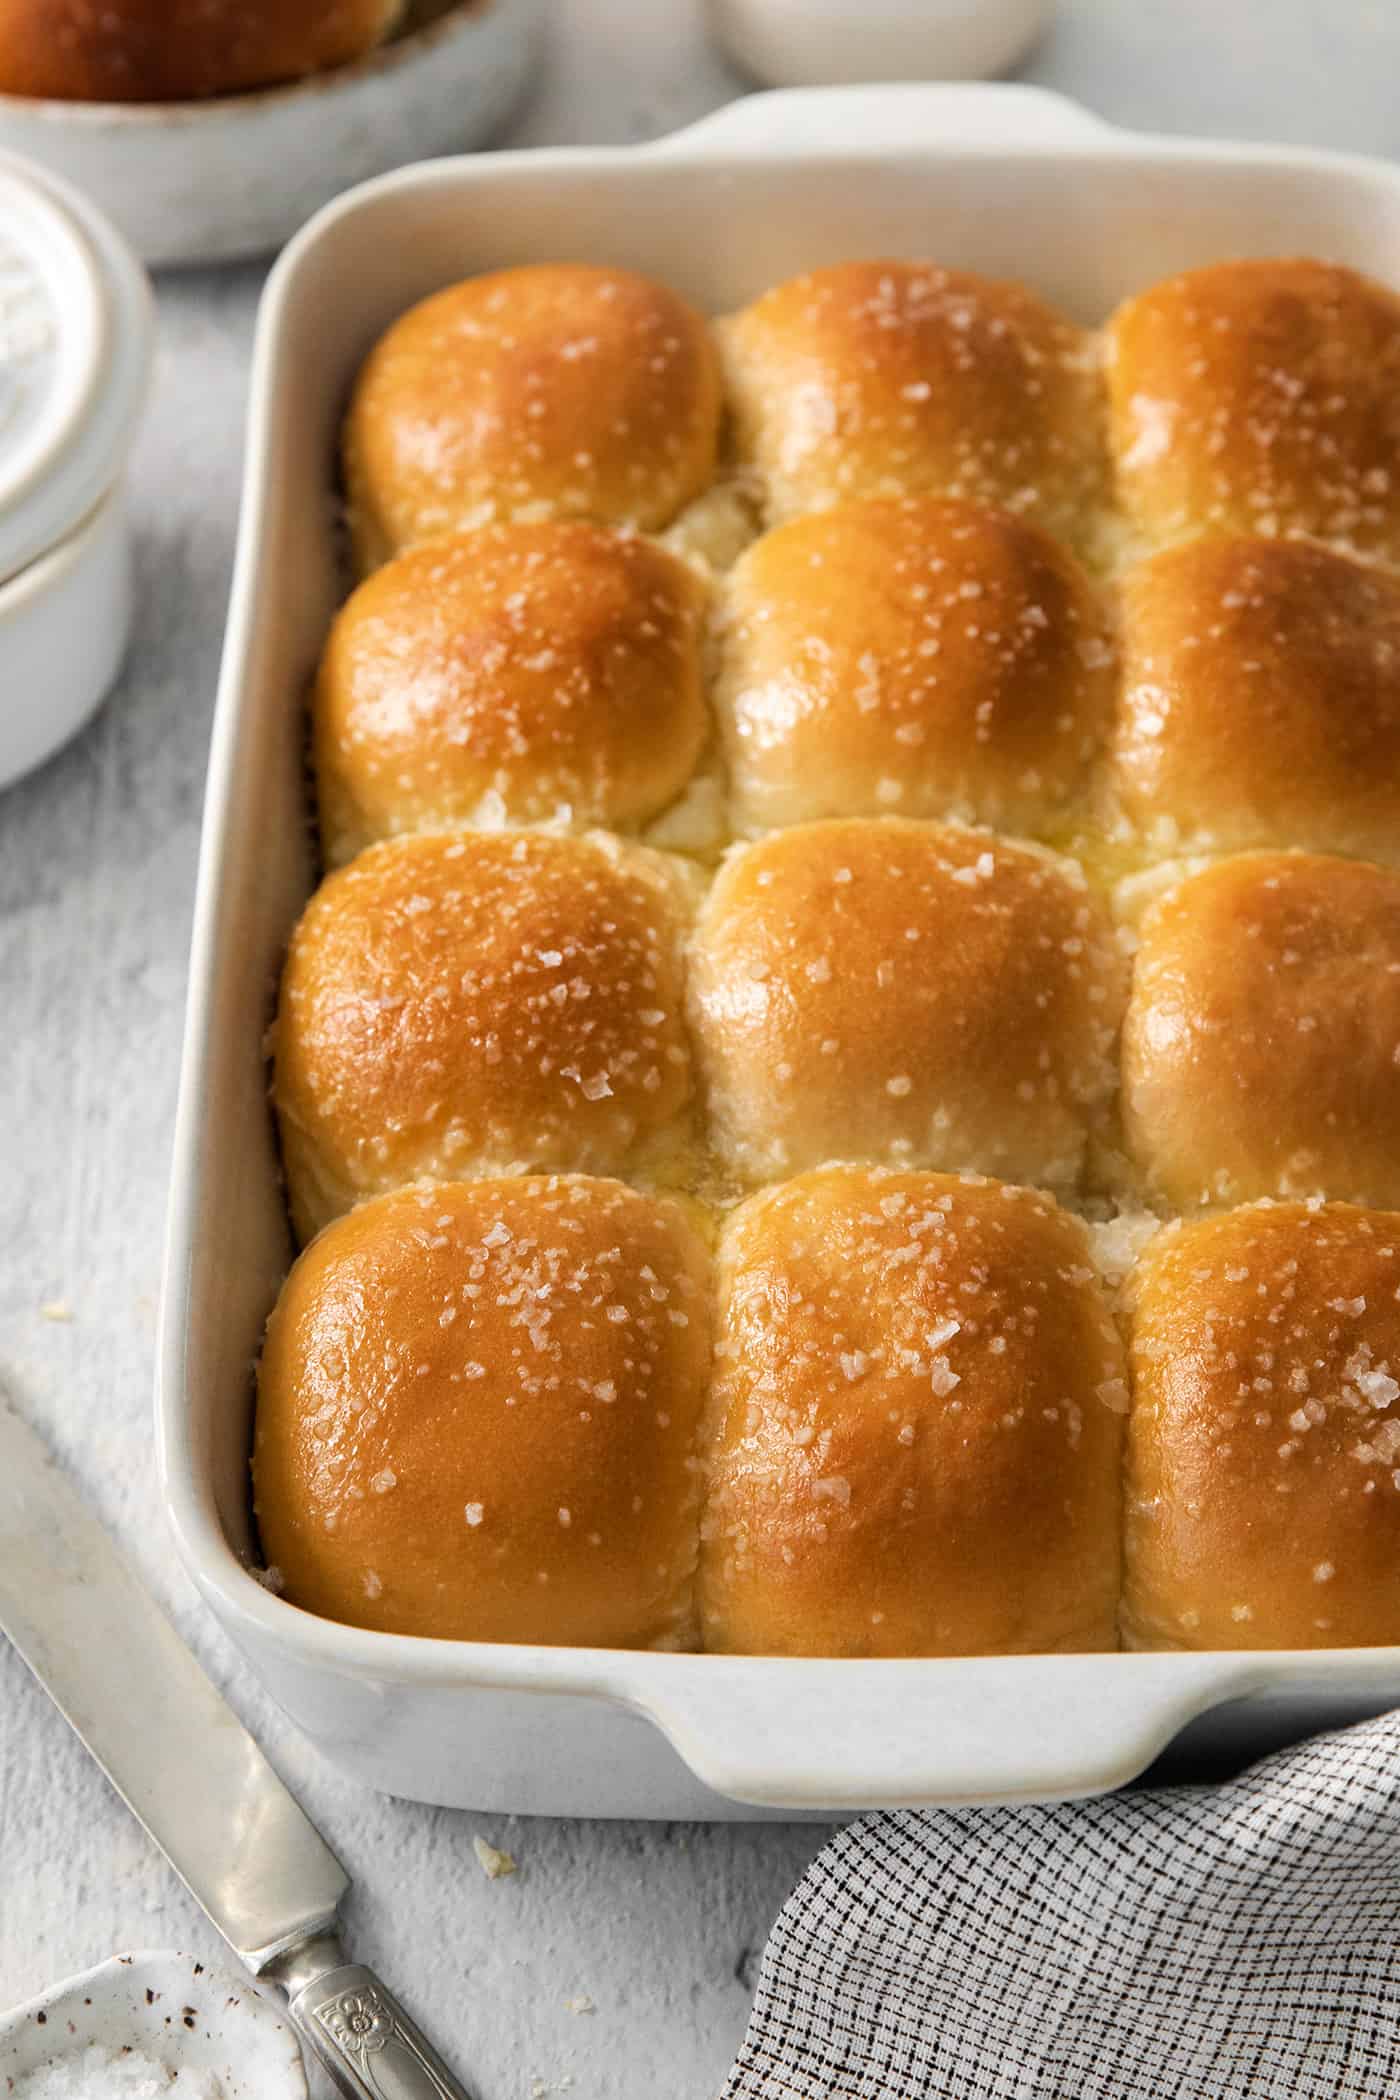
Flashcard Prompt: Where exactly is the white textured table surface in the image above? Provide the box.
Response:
[2,4,1396,2095]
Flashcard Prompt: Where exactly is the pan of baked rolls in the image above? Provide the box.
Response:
[159,84,1400,1815]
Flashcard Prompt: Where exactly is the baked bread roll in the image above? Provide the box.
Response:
[688,818,1124,1192]
[344,264,723,569]
[1121,851,1400,1211]
[254,1176,713,1646]
[273,832,697,1242]
[0,0,400,100]
[718,261,1106,549]
[700,1167,1125,1657]
[715,497,1115,837]
[1123,1201,1400,1650]
[313,521,710,866]
[1106,259,1400,561]
[1110,536,1400,862]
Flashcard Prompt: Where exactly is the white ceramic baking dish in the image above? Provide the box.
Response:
[158,83,1400,1820]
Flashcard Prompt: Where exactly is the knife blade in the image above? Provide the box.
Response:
[0,1388,477,2100]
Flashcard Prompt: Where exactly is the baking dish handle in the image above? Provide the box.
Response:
[645,83,1115,159]
[618,1651,1264,1811]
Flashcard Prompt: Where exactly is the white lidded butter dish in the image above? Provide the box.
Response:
[0,151,151,791]
[0,1951,307,2100]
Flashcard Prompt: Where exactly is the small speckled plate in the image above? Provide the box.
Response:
[0,1951,307,2098]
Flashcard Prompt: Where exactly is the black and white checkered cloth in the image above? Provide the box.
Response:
[723,1711,1400,2098]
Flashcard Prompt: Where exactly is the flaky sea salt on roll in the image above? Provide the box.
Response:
[344,263,723,569]
[688,818,1124,1194]
[313,521,710,865]
[1108,534,1400,864]
[719,261,1107,552]
[1124,1201,1400,1650]
[699,1167,1126,1657]
[272,831,698,1242]
[1106,258,1400,561]
[715,497,1114,837]
[1121,851,1400,1211]
[255,1176,713,1647]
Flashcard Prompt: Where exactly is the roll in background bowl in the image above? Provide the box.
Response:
[0,0,546,269]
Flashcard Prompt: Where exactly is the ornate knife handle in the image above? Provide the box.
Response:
[272,1939,476,2100]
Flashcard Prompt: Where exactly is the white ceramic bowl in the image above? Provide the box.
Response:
[0,1951,306,2098]
[706,0,1049,88]
[0,0,545,269]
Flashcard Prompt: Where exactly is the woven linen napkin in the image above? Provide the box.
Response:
[723,1710,1400,2099]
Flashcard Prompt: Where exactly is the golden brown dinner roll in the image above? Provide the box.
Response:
[313,522,710,866]
[1110,536,1400,861]
[1106,258,1400,561]
[1123,1201,1400,1650]
[718,261,1107,549]
[700,1167,1125,1657]
[715,497,1116,836]
[688,818,1124,1192]
[273,831,697,1242]
[0,0,400,100]
[344,264,723,569]
[1121,852,1400,1211]
[254,1176,713,1646]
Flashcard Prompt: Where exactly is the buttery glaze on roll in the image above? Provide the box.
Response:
[1106,258,1400,561]
[0,0,401,99]
[715,497,1115,837]
[1109,535,1400,862]
[272,831,697,1242]
[313,521,710,865]
[344,264,723,569]
[1123,1202,1400,1650]
[1121,851,1400,1211]
[700,1167,1126,1657]
[718,261,1107,549]
[688,818,1124,1192]
[254,1176,713,1646]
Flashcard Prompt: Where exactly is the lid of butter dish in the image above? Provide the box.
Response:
[0,152,152,585]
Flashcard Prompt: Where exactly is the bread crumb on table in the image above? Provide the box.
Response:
[473,1835,518,1880]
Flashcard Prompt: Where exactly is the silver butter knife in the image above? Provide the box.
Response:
[0,1389,476,2100]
